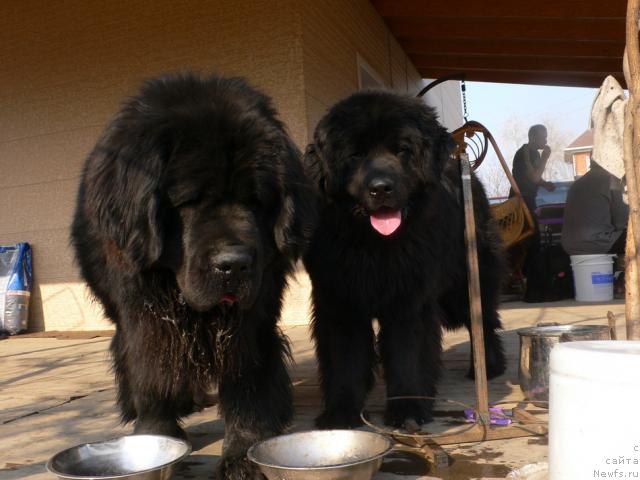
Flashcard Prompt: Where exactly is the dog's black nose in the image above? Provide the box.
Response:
[368,177,394,197]
[212,248,252,277]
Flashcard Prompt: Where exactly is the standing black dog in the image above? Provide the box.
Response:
[71,73,314,479]
[303,91,506,430]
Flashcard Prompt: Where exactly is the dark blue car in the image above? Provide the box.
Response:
[535,180,574,244]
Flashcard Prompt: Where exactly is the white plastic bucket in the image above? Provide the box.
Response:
[549,341,640,479]
[569,254,615,302]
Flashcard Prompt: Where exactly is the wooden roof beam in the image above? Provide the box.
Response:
[388,18,624,42]
[417,67,625,88]
[372,0,626,20]
[412,53,623,73]
[400,38,625,58]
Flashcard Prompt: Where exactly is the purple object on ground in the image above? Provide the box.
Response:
[464,407,512,426]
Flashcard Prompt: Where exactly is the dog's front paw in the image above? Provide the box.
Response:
[384,398,433,430]
[215,454,264,480]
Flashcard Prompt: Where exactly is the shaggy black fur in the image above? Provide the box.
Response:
[71,73,315,479]
[303,90,506,430]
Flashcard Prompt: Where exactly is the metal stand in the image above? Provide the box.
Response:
[402,155,548,468]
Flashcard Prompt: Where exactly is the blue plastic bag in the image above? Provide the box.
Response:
[0,243,32,335]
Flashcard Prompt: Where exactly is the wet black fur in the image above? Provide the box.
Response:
[71,73,315,479]
[303,90,506,430]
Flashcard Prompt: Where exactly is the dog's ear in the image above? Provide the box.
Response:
[302,121,331,197]
[274,138,318,260]
[437,129,457,167]
[422,123,457,180]
[302,143,327,195]
[84,126,166,271]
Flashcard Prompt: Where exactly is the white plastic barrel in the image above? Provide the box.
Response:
[569,254,615,302]
[549,341,640,479]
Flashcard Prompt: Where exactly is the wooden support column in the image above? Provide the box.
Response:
[625,0,640,339]
[460,154,490,422]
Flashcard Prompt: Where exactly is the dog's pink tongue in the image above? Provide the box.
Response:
[370,209,402,236]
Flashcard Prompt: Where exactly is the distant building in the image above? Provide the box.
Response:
[564,129,593,177]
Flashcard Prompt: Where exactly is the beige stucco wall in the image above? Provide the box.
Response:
[1,0,305,331]
[2,1,459,331]
[301,0,426,141]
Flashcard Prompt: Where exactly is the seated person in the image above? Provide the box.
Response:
[561,160,628,256]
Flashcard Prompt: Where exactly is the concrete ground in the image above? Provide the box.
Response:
[0,299,625,479]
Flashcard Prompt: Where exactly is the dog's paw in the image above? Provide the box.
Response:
[315,408,363,429]
[384,398,433,430]
[215,455,264,480]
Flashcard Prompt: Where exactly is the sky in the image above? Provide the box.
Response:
[465,81,597,142]
[462,81,599,194]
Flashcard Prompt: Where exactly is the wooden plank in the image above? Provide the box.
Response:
[387,17,624,43]
[607,311,618,340]
[417,68,626,88]
[429,423,548,446]
[412,53,622,74]
[372,0,626,20]
[400,37,625,59]
[460,156,489,421]
[391,422,547,447]
[512,409,543,425]
[7,330,114,340]
[624,0,640,340]
[625,226,640,339]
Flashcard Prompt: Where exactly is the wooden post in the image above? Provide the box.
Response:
[607,310,618,340]
[625,226,640,339]
[460,154,490,423]
[625,0,640,339]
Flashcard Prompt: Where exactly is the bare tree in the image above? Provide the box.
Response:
[501,113,527,157]
[539,115,574,182]
[473,114,522,198]
[477,160,510,198]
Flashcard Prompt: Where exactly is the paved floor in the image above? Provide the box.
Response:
[0,299,625,479]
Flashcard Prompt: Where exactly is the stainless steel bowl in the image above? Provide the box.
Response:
[518,324,612,403]
[46,435,191,480]
[247,430,393,480]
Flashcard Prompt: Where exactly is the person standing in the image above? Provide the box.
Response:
[510,124,555,297]
[511,124,555,216]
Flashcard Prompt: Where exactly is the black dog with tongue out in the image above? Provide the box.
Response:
[303,90,506,430]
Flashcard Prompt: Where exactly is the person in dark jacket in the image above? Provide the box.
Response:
[510,125,555,290]
[561,160,628,256]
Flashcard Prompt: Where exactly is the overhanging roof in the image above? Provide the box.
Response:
[372,0,626,88]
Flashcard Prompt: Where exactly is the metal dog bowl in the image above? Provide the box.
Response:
[518,324,612,403]
[247,430,393,480]
[46,435,191,480]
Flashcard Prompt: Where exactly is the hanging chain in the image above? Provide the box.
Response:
[461,79,469,122]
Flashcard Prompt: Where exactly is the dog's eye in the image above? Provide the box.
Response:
[171,194,201,209]
[397,145,412,157]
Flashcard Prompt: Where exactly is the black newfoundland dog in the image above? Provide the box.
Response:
[303,90,506,430]
[71,73,314,479]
